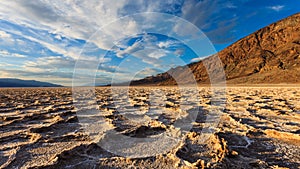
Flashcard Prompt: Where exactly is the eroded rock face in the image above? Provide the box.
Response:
[129,13,300,85]
[218,12,300,84]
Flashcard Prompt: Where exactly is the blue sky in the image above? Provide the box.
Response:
[0,0,299,86]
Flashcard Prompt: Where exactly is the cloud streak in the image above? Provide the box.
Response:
[0,30,11,38]
[0,50,27,58]
[0,0,297,85]
[268,5,285,12]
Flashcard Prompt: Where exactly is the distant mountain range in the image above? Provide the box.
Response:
[0,78,63,87]
[128,12,300,85]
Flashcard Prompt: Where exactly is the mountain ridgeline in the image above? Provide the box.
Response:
[129,13,300,85]
[0,78,63,87]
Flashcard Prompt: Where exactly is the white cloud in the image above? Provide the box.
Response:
[0,30,11,38]
[15,30,80,59]
[174,48,184,57]
[148,49,168,59]
[116,39,144,58]
[0,0,201,52]
[158,40,178,49]
[12,53,27,58]
[225,3,237,9]
[180,0,238,44]
[130,49,162,67]
[268,5,285,12]
[0,0,143,51]
[0,50,27,58]
[0,30,15,45]
[0,0,240,53]
[0,50,9,55]
[0,62,14,67]
[190,54,213,62]
[0,0,217,62]
[135,67,163,78]
[0,54,113,86]
[190,57,203,62]
[115,34,173,66]
[24,56,111,72]
[0,0,191,85]
[0,0,234,85]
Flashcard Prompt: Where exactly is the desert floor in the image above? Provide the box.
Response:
[0,86,299,169]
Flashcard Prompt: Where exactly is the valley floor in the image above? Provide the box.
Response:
[0,87,299,168]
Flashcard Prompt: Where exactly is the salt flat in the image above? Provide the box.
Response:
[0,87,299,168]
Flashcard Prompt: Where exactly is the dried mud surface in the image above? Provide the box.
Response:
[0,87,299,169]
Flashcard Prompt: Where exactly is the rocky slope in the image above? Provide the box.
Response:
[130,12,300,85]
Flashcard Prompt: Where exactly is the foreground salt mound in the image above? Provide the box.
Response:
[0,87,299,168]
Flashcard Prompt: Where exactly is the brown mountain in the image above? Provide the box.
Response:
[130,12,300,85]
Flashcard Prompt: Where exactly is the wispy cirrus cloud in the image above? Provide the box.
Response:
[0,0,298,85]
[137,67,163,76]
[0,30,11,38]
[115,34,171,66]
[268,5,285,12]
[0,50,27,58]
[180,0,239,44]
